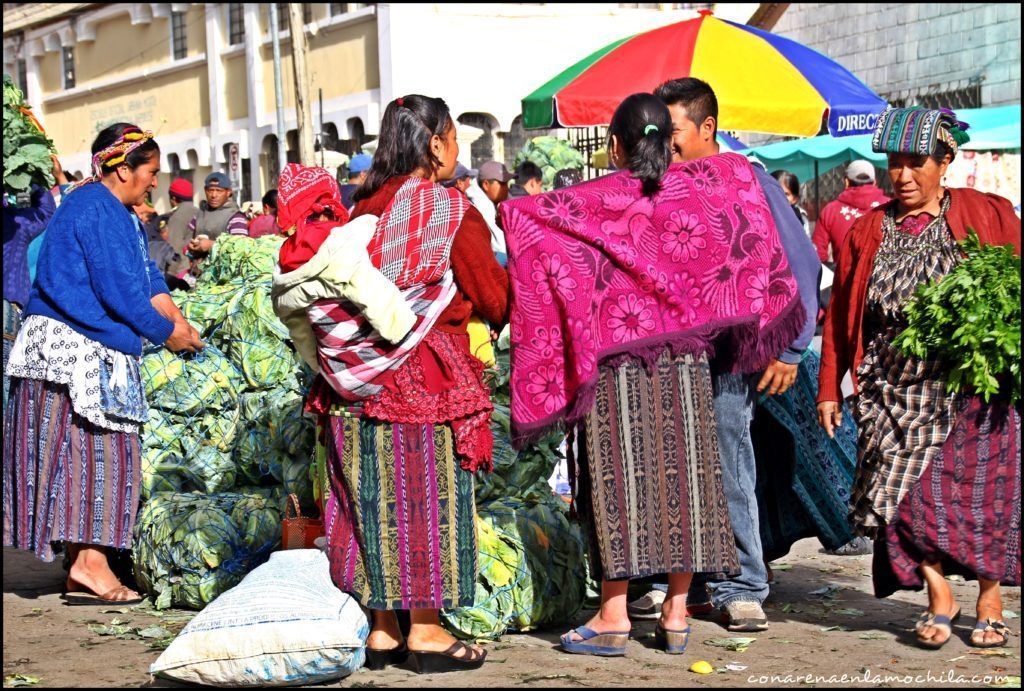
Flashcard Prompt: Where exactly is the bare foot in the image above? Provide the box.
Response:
[975,589,1006,646]
[917,597,958,645]
[66,545,139,601]
[659,596,689,632]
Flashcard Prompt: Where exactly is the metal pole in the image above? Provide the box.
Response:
[288,3,316,166]
[813,159,820,221]
[319,87,324,168]
[270,5,287,178]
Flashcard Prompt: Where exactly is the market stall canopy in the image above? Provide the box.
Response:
[522,10,888,137]
[743,105,1021,182]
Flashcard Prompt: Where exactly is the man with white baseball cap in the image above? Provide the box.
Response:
[812,160,891,266]
[465,161,514,262]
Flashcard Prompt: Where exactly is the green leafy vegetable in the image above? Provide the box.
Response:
[3,74,56,196]
[894,231,1021,405]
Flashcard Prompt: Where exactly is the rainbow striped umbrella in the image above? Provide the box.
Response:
[522,11,887,137]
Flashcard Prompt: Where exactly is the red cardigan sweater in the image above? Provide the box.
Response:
[818,187,1021,404]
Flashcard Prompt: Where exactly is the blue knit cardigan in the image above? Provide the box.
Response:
[24,182,174,355]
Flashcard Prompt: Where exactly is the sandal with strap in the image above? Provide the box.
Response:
[915,607,960,650]
[969,619,1011,649]
[654,624,691,655]
[409,640,487,674]
[62,584,143,606]
[560,626,629,657]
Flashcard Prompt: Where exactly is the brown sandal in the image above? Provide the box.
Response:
[409,640,486,674]
[62,580,142,606]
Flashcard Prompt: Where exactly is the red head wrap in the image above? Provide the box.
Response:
[277,163,351,272]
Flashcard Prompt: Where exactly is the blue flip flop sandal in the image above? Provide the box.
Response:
[655,624,691,654]
[560,626,629,657]
[915,608,960,650]
[970,619,1011,649]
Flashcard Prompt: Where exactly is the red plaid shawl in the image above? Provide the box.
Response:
[500,153,806,445]
[308,177,470,401]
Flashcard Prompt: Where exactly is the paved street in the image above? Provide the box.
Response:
[4,539,1020,688]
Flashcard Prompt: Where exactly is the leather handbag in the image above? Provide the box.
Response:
[281,493,324,550]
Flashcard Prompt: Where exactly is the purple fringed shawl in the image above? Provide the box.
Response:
[500,153,805,445]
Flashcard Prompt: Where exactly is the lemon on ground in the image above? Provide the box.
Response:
[689,660,714,674]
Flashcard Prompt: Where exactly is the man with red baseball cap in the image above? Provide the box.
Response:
[161,177,196,261]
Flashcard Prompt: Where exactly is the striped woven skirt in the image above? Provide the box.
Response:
[575,350,739,581]
[321,411,477,610]
[3,377,142,563]
[873,395,1021,598]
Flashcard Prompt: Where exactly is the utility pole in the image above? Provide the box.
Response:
[269,5,287,177]
[288,3,316,166]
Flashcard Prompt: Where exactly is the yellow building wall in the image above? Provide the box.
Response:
[259,20,379,114]
[224,54,248,121]
[73,7,206,87]
[37,51,61,94]
[41,65,209,156]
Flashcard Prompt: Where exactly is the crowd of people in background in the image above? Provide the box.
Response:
[1,75,1019,676]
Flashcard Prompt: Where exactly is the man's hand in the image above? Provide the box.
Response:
[164,320,204,353]
[757,359,798,396]
[817,401,843,439]
[187,236,214,254]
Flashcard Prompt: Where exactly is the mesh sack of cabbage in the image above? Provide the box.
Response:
[235,386,317,513]
[140,346,243,497]
[198,234,284,286]
[440,496,587,641]
[133,491,283,610]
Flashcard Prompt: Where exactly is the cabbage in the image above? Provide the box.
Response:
[133,492,282,610]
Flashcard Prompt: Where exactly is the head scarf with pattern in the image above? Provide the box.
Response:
[277,163,351,272]
[871,106,971,159]
[65,126,156,196]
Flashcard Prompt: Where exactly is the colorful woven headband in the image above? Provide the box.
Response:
[871,106,970,159]
[91,128,155,176]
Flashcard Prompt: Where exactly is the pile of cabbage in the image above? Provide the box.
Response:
[441,348,588,640]
[135,235,316,609]
[513,136,585,192]
[133,491,283,610]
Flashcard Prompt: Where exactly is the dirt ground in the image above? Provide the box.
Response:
[3,538,1020,688]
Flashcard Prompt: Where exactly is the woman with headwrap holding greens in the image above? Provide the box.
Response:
[817,107,1020,650]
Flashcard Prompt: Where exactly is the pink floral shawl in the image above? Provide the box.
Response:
[500,153,805,445]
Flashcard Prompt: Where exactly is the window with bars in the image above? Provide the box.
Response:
[61,46,75,89]
[329,3,346,15]
[303,3,313,25]
[885,85,981,111]
[171,11,187,59]
[16,58,27,92]
[228,3,245,45]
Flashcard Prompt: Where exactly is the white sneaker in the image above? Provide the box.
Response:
[723,600,769,631]
[627,589,666,620]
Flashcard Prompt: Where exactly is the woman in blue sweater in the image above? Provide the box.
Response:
[3,123,203,605]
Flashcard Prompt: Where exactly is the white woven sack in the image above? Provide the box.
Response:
[150,549,368,686]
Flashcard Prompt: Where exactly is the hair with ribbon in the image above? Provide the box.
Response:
[354,94,453,203]
[65,123,160,196]
[608,93,672,197]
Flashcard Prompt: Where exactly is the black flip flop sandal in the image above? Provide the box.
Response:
[409,641,487,674]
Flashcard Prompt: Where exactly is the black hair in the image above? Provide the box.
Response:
[169,191,191,203]
[515,161,543,185]
[91,122,160,173]
[607,93,672,197]
[930,138,955,165]
[354,94,453,202]
[771,170,801,200]
[654,77,719,137]
[553,168,582,189]
[262,188,278,211]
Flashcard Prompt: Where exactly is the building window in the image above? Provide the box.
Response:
[275,4,288,30]
[61,46,75,89]
[228,3,245,45]
[16,58,27,92]
[171,11,187,59]
[303,3,313,25]
[329,3,346,15]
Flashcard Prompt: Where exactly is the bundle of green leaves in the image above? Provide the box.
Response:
[3,75,56,196]
[894,231,1021,405]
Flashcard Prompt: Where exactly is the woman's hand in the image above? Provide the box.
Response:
[164,320,204,353]
[50,154,70,186]
[757,359,798,396]
[817,401,843,438]
[188,236,214,254]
